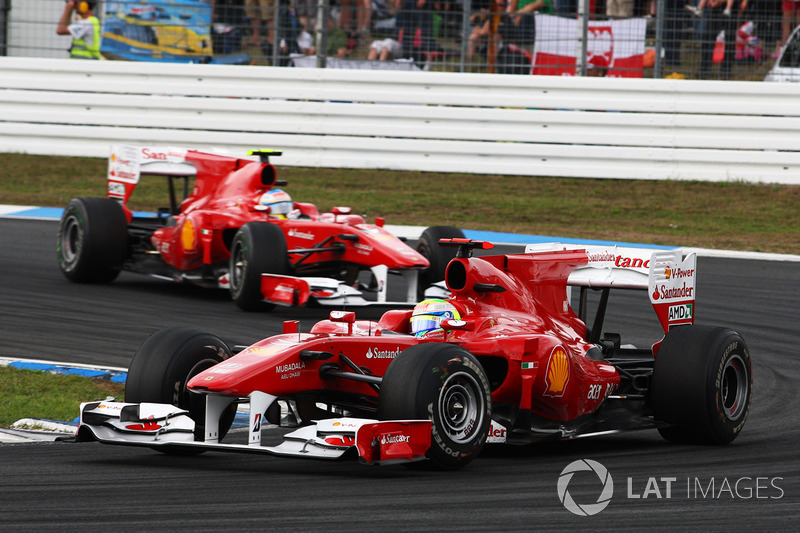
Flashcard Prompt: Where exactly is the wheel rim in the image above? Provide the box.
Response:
[437,371,485,444]
[180,357,223,408]
[61,215,82,263]
[721,354,749,421]
[230,240,245,291]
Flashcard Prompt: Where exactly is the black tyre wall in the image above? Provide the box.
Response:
[125,327,235,440]
[416,225,465,298]
[650,325,752,445]
[229,222,289,311]
[378,343,492,469]
[56,197,128,283]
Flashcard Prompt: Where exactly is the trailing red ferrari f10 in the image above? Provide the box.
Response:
[77,239,752,469]
[57,146,463,310]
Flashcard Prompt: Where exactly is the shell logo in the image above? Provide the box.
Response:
[664,266,672,279]
[544,346,570,397]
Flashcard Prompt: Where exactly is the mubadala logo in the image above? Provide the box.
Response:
[365,347,400,359]
[557,459,614,516]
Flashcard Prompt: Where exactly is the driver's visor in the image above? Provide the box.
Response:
[410,311,454,334]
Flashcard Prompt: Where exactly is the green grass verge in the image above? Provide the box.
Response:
[0,366,124,428]
[2,153,799,254]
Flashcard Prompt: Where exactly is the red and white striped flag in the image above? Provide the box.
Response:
[532,15,647,77]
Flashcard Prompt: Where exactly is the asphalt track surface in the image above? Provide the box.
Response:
[1,218,798,531]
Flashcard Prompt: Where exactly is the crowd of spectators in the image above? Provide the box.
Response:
[103,0,795,77]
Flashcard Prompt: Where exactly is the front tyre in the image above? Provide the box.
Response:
[416,226,465,299]
[125,327,236,446]
[57,197,127,283]
[229,222,289,311]
[650,325,752,445]
[378,343,492,469]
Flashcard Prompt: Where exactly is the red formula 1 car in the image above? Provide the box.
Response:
[57,146,463,310]
[76,240,752,469]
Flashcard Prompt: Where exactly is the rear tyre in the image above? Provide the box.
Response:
[57,197,127,283]
[650,325,752,445]
[125,327,236,450]
[416,226,465,299]
[378,343,492,469]
[229,222,289,311]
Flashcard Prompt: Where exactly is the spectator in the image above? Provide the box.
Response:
[607,0,635,17]
[504,0,554,49]
[465,0,495,64]
[699,0,746,78]
[396,0,436,62]
[295,26,316,54]
[662,0,686,66]
[295,0,318,33]
[245,0,275,46]
[780,0,800,53]
[56,0,101,59]
[355,0,374,36]
[687,0,734,17]
[325,15,351,57]
[368,37,404,59]
[339,0,374,38]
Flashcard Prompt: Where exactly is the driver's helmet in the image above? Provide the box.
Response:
[410,299,461,337]
[258,189,293,218]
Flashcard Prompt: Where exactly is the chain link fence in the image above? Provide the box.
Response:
[2,0,795,81]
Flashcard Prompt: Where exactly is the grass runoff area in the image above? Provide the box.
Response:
[3,153,800,255]
[0,366,124,428]
[1,152,799,428]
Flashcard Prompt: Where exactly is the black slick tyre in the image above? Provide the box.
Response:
[650,325,752,445]
[229,222,289,311]
[378,343,492,469]
[125,327,236,447]
[57,197,127,283]
[416,226,465,299]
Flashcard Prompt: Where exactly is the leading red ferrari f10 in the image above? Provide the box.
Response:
[57,146,463,310]
[77,239,752,469]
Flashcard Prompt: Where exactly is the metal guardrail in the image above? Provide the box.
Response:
[1,57,798,184]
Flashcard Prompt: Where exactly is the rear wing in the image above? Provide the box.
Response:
[524,243,696,334]
[107,145,195,216]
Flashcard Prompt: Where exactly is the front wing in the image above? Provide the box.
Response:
[76,401,432,465]
[260,266,449,308]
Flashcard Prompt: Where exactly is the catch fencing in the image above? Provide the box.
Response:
[1,56,799,184]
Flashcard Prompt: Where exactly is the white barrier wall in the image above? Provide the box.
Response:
[1,57,799,184]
